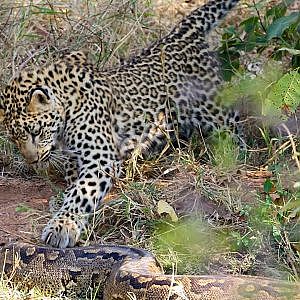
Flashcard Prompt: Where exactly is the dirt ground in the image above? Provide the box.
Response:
[0,170,264,242]
[0,177,53,246]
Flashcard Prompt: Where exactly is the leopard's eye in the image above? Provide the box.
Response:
[32,127,41,137]
[25,125,41,137]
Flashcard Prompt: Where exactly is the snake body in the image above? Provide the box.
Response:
[1,243,300,299]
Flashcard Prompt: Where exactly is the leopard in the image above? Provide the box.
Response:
[0,0,242,248]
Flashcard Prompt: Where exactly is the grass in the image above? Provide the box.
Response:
[0,0,300,299]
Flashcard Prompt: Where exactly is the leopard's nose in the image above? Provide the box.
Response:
[18,143,39,164]
[23,153,39,164]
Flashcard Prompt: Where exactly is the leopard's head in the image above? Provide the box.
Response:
[0,76,65,169]
[0,52,90,168]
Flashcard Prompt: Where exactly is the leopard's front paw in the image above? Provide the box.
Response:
[41,214,84,248]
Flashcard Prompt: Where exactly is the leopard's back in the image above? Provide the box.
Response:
[109,0,241,157]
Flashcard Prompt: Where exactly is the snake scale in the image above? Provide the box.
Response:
[0,243,300,299]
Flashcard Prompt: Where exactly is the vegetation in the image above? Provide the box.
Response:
[0,0,300,299]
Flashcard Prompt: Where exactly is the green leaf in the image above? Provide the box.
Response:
[224,26,237,36]
[243,32,261,51]
[266,12,300,40]
[267,70,300,113]
[266,3,287,19]
[32,6,62,15]
[263,179,273,193]
[240,16,259,33]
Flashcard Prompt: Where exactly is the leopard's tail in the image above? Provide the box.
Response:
[168,0,240,41]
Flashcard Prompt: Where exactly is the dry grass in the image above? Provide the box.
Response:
[0,0,159,76]
[0,0,300,299]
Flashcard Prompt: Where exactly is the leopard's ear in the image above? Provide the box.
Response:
[27,87,52,114]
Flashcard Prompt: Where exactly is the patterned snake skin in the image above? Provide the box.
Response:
[0,243,299,299]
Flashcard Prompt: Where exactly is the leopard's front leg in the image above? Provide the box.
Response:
[48,157,78,213]
[42,158,120,248]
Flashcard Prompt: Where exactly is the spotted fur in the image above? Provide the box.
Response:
[0,0,241,248]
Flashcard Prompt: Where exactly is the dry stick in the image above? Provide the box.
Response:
[281,123,300,171]
[0,228,33,243]
[252,0,267,33]
[263,140,291,167]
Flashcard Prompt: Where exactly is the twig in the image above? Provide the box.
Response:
[252,0,267,33]
[281,123,300,171]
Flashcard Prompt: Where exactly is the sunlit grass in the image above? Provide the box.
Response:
[153,219,234,274]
